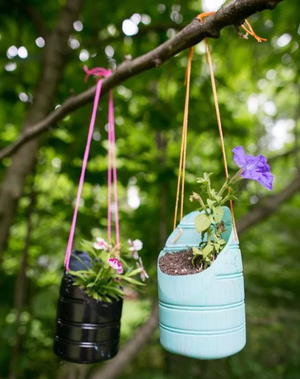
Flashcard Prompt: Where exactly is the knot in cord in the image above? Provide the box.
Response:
[83,66,112,81]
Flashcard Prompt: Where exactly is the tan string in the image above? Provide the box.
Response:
[205,41,229,177]
[241,20,267,43]
[204,39,238,241]
[196,12,267,43]
[172,12,265,236]
[173,47,194,229]
[196,11,267,241]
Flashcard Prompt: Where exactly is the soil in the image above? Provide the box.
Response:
[159,249,204,276]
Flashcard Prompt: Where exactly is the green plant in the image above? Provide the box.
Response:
[189,172,232,268]
[189,146,274,268]
[69,238,148,302]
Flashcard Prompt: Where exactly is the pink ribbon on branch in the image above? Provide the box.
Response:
[64,66,120,270]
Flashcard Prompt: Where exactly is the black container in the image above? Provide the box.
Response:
[54,251,123,363]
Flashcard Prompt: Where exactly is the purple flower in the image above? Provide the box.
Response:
[108,257,123,274]
[232,146,274,190]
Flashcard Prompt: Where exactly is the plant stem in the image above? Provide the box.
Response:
[217,169,243,197]
[220,190,234,205]
[229,169,243,184]
[217,178,230,197]
[197,193,209,214]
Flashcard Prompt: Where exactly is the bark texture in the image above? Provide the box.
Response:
[0,0,84,258]
[8,182,36,379]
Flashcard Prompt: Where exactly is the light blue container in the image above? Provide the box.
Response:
[157,207,246,359]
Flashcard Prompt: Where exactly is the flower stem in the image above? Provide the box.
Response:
[197,193,209,214]
[217,178,229,197]
[229,169,243,184]
[217,169,243,197]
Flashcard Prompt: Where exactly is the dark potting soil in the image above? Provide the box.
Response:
[159,249,204,276]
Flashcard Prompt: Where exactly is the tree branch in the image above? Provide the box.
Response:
[0,0,282,161]
[0,0,84,257]
[269,147,299,163]
[89,304,159,379]
[237,174,300,233]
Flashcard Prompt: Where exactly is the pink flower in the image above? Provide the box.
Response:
[93,237,109,251]
[108,257,123,274]
[128,239,143,259]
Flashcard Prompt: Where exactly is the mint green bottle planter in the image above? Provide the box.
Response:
[157,207,246,359]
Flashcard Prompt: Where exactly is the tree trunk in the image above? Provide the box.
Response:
[0,0,84,259]
[8,186,36,379]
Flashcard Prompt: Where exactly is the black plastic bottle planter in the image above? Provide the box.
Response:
[54,251,123,364]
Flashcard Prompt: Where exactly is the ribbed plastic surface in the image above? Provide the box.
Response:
[54,251,123,364]
[157,207,246,359]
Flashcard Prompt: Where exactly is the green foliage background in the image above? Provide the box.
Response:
[0,0,300,378]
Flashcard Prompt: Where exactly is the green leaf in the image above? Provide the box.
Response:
[202,243,214,258]
[210,189,222,202]
[213,206,224,223]
[195,214,211,232]
[192,247,202,257]
[121,276,144,286]
[127,267,143,277]
[204,172,212,179]
[214,242,220,251]
[86,282,95,288]
[207,199,215,208]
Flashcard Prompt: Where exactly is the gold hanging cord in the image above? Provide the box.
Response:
[173,47,194,230]
[173,12,266,236]
[204,39,238,240]
[198,12,266,240]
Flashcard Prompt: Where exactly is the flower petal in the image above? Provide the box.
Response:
[94,237,109,251]
[258,172,274,191]
[233,146,274,191]
[133,239,143,251]
[232,146,248,168]
[108,257,123,274]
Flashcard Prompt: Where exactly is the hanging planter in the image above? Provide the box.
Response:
[157,22,274,359]
[53,67,148,364]
[158,207,246,359]
[54,251,123,363]
[157,144,274,360]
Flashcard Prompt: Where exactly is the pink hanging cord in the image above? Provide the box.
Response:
[107,91,120,247]
[64,66,120,270]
